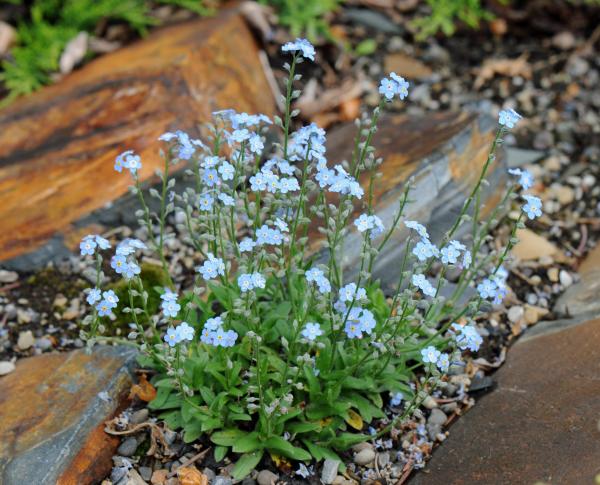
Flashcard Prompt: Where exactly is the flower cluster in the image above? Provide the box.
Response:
[305,267,331,294]
[200,316,238,347]
[114,150,142,175]
[354,213,385,239]
[421,346,451,372]
[197,253,225,281]
[498,108,522,129]
[80,234,110,256]
[238,273,266,292]
[379,73,409,101]
[161,289,181,318]
[164,322,195,347]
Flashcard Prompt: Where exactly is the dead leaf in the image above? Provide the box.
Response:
[240,2,274,41]
[0,21,16,55]
[345,409,364,430]
[270,452,293,474]
[512,228,561,261]
[473,53,532,89]
[151,469,169,485]
[129,373,157,402]
[339,97,361,122]
[59,31,89,74]
[177,466,207,485]
[383,53,432,80]
[489,18,507,36]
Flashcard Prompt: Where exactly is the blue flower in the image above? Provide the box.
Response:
[522,195,542,219]
[116,238,146,256]
[452,324,483,352]
[274,218,289,232]
[462,250,472,268]
[301,322,323,341]
[305,267,324,282]
[218,161,235,181]
[203,168,220,187]
[218,193,235,207]
[440,240,465,265]
[231,128,250,143]
[251,272,266,289]
[339,283,366,303]
[354,214,373,232]
[200,328,214,345]
[278,177,300,194]
[80,236,97,256]
[249,172,266,192]
[248,134,264,154]
[436,353,450,372]
[198,193,214,211]
[421,346,441,364]
[161,297,180,318]
[163,327,180,347]
[197,253,225,281]
[315,168,335,188]
[358,308,376,335]
[404,220,429,239]
[412,273,436,297]
[477,278,498,299]
[102,290,119,308]
[159,130,203,160]
[111,254,128,274]
[508,168,534,190]
[95,235,111,250]
[222,329,238,348]
[86,288,101,305]
[390,392,403,407]
[281,38,315,61]
[390,73,409,99]
[176,322,194,341]
[239,237,256,253]
[379,74,409,101]
[413,240,438,262]
[115,150,141,175]
[498,109,522,129]
[205,316,223,331]
[344,320,363,339]
[96,300,113,317]
[238,273,254,292]
[122,261,141,280]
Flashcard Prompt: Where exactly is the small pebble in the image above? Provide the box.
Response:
[139,466,153,481]
[117,437,138,457]
[559,270,573,287]
[321,459,340,484]
[17,330,35,350]
[422,395,438,409]
[507,306,524,324]
[428,408,447,426]
[0,269,18,283]
[0,361,16,375]
[353,448,376,466]
[257,470,278,485]
[213,477,233,485]
[130,408,149,424]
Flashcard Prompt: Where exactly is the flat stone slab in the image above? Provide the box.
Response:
[554,243,600,318]
[0,346,137,485]
[410,316,600,485]
[0,6,275,262]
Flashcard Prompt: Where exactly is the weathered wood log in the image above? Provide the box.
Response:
[0,7,275,261]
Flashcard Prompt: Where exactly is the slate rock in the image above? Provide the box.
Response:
[321,459,340,484]
[409,317,600,485]
[0,6,275,263]
[0,346,137,485]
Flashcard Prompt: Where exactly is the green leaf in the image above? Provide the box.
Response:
[330,432,369,450]
[264,436,311,461]
[302,440,345,467]
[287,421,322,435]
[354,39,377,56]
[183,419,203,443]
[232,451,264,480]
[214,445,228,462]
[232,432,264,453]
[211,429,248,446]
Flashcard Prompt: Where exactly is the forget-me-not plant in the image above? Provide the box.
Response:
[78,38,538,478]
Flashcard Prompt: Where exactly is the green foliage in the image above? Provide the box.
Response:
[412,0,495,39]
[261,0,341,40]
[0,0,214,103]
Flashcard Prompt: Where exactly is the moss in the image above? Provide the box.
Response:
[106,263,171,332]
[25,267,86,299]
